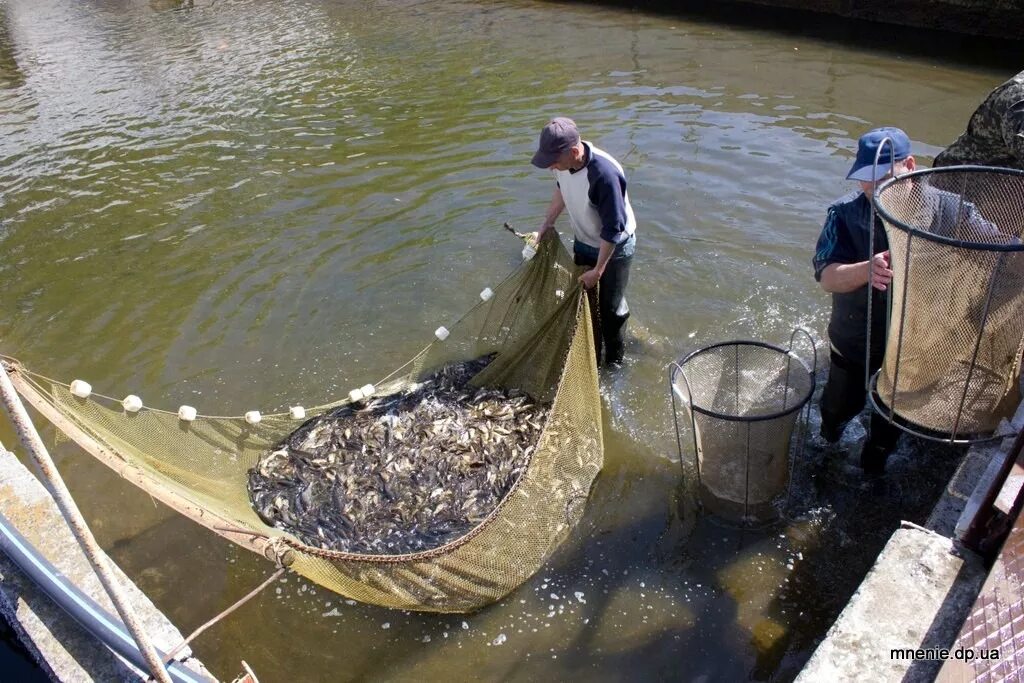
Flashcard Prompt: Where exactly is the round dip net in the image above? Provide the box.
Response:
[670,333,815,523]
[3,234,603,613]
[873,166,1024,439]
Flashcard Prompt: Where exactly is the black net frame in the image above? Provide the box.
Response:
[669,329,816,524]
[868,165,1024,444]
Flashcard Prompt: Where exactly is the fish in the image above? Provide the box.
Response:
[247,355,549,555]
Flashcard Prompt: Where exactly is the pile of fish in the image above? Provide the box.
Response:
[247,356,550,555]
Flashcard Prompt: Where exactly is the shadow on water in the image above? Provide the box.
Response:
[0,4,26,90]
[550,0,1024,71]
[0,618,47,682]
[645,359,970,680]
[770,394,966,677]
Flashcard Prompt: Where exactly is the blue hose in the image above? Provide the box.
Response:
[0,510,213,683]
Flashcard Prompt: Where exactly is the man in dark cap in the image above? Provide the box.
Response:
[934,69,1024,170]
[812,127,913,475]
[530,116,637,366]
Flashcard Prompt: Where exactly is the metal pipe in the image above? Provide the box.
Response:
[959,429,1024,551]
[865,136,895,393]
[0,511,210,683]
[0,361,173,683]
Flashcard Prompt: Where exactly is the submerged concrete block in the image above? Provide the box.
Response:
[796,522,985,683]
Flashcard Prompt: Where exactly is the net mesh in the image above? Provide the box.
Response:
[874,167,1024,436]
[673,342,812,520]
[7,235,603,613]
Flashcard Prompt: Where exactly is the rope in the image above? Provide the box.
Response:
[162,567,286,665]
[0,249,528,422]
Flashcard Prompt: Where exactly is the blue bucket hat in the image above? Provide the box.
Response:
[846,127,911,181]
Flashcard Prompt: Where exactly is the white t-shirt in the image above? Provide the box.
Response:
[552,141,636,249]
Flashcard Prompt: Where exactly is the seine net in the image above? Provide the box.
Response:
[671,339,813,522]
[874,167,1024,437]
[5,234,603,613]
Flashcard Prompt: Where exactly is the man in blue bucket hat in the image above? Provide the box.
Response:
[812,127,916,476]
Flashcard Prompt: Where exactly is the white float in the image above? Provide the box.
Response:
[70,380,92,399]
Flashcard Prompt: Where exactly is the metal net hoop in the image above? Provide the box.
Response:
[671,339,814,522]
[872,166,1024,439]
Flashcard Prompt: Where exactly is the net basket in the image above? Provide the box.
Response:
[670,336,814,522]
[873,166,1024,438]
[4,234,604,613]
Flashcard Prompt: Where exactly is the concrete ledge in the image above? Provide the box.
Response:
[0,448,213,681]
[927,446,994,538]
[796,523,985,683]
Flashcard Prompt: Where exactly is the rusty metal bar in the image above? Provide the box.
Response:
[960,428,1024,553]
[0,360,173,683]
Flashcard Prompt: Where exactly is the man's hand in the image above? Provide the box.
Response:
[868,251,893,291]
[578,268,601,290]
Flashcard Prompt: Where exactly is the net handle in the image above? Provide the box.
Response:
[866,135,898,394]
[668,361,702,492]
[784,328,817,517]
[785,327,818,413]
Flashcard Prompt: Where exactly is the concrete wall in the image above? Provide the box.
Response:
[718,0,1024,39]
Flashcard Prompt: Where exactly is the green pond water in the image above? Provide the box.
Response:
[0,0,1014,680]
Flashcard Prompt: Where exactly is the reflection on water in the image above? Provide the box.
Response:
[0,0,1012,680]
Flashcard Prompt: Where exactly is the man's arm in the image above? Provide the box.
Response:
[536,187,564,241]
[813,205,892,292]
[579,240,615,290]
[579,161,631,289]
[819,253,893,293]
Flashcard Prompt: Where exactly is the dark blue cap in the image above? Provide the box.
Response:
[846,127,911,181]
[531,117,580,168]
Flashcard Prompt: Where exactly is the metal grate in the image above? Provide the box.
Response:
[938,504,1024,681]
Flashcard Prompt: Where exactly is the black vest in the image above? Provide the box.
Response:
[827,194,890,367]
